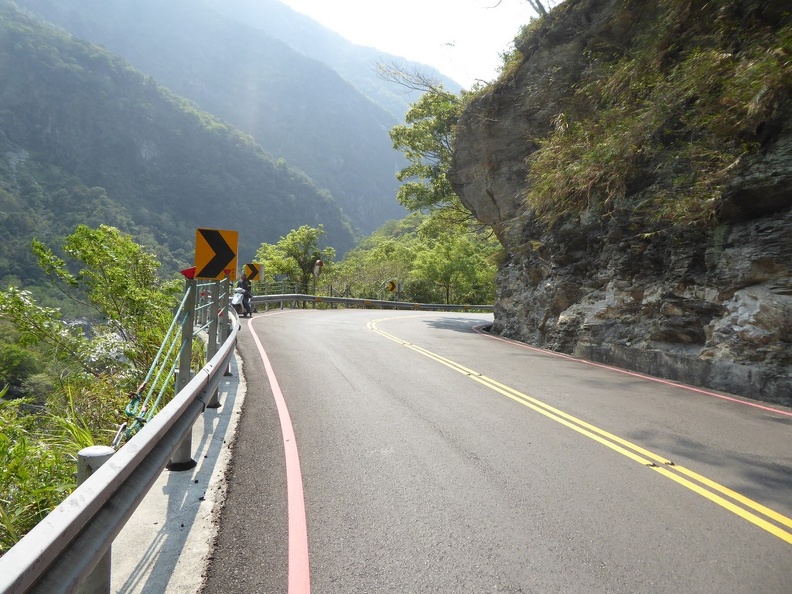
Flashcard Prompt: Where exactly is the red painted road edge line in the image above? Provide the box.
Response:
[473,324,792,419]
[248,316,311,594]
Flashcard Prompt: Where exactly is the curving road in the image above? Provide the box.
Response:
[203,309,792,593]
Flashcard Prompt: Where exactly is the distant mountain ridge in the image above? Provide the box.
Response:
[205,0,463,120]
[0,2,356,287]
[14,0,417,234]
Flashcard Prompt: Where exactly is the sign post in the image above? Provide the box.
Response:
[312,259,323,307]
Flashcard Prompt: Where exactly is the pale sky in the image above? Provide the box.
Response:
[278,0,540,87]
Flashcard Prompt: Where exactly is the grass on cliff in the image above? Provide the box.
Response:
[517,0,792,227]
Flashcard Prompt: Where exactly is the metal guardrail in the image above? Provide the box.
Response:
[251,293,494,312]
[0,284,239,594]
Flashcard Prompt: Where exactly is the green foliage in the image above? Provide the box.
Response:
[390,88,463,213]
[332,215,498,304]
[0,287,93,375]
[255,225,336,294]
[0,397,86,553]
[524,1,792,227]
[332,217,420,298]
[411,233,498,304]
[0,224,181,552]
[497,45,525,83]
[0,225,179,380]
[32,225,181,368]
[0,341,40,391]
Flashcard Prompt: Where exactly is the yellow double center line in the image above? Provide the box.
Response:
[370,319,792,545]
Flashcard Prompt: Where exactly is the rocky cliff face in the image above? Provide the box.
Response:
[449,0,792,404]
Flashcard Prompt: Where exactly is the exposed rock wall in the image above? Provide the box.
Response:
[449,0,792,404]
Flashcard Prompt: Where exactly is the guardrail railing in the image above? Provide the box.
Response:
[0,279,239,594]
[250,293,494,312]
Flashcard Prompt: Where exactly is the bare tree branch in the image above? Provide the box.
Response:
[376,62,452,97]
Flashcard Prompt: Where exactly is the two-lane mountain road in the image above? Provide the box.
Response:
[203,309,792,593]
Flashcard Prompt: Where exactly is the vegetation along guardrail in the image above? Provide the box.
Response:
[0,279,239,594]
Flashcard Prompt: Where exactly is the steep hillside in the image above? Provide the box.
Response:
[450,0,792,403]
[205,0,462,120]
[0,2,355,287]
[15,0,409,234]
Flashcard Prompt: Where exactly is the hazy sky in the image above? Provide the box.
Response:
[277,0,540,87]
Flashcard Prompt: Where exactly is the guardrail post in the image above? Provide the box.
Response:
[222,277,234,377]
[169,278,197,471]
[222,276,231,341]
[176,278,196,394]
[197,285,206,327]
[76,446,115,594]
[206,279,221,408]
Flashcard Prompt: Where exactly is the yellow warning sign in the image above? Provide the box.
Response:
[194,228,238,280]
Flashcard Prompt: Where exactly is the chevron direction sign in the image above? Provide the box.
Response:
[244,262,261,281]
[194,228,238,280]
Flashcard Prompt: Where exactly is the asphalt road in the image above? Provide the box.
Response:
[203,309,792,594]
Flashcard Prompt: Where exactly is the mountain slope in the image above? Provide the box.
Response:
[0,2,356,286]
[15,0,409,234]
[204,0,462,120]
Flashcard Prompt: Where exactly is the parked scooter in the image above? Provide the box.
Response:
[231,286,249,317]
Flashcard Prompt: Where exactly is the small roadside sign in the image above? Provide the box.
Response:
[244,263,261,281]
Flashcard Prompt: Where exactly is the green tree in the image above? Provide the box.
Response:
[379,71,503,304]
[389,87,463,214]
[27,224,180,371]
[255,225,336,293]
[332,216,498,304]
[0,224,182,552]
[0,225,179,379]
[334,236,416,298]
[411,232,496,304]
[0,342,40,393]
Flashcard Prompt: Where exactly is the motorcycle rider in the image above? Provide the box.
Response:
[236,274,253,317]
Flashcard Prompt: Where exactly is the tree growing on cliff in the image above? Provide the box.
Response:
[389,87,460,212]
[387,80,489,235]
[492,0,555,18]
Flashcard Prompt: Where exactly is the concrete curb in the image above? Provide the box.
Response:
[111,351,245,594]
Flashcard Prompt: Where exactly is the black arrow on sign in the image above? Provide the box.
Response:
[245,263,260,281]
[197,229,235,278]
